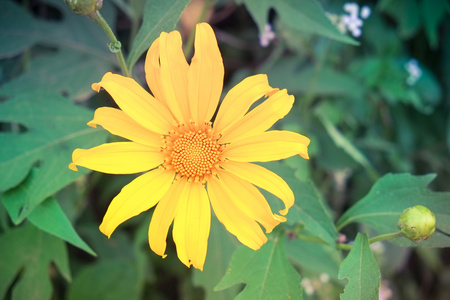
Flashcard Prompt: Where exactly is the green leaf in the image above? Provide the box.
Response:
[266,58,364,99]
[336,173,450,247]
[0,93,108,224]
[421,0,447,49]
[0,1,42,57]
[0,222,71,300]
[315,105,378,180]
[192,217,240,300]
[236,0,357,45]
[262,162,338,245]
[67,259,141,300]
[286,237,342,279]
[338,233,380,300]
[0,48,113,100]
[126,0,190,71]
[378,0,421,38]
[214,229,303,300]
[27,197,96,256]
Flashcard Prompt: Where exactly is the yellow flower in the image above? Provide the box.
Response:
[69,23,309,270]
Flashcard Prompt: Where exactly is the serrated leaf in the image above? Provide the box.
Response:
[27,197,96,256]
[262,162,338,245]
[338,233,380,300]
[126,0,190,71]
[286,237,342,278]
[214,229,302,300]
[192,217,240,300]
[0,93,108,224]
[336,173,450,247]
[67,259,141,300]
[236,0,357,45]
[0,222,71,300]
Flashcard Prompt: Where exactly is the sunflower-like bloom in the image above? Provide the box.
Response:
[69,23,309,270]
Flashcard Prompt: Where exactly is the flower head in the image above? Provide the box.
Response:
[69,23,310,270]
[405,58,422,86]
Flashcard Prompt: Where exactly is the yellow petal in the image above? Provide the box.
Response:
[224,130,310,162]
[207,176,267,250]
[148,179,185,259]
[159,31,190,124]
[172,181,211,270]
[88,107,162,147]
[92,72,173,134]
[220,161,294,215]
[145,37,166,102]
[188,23,224,124]
[217,171,282,233]
[220,89,294,143]
[70,142,164,174]
[99,168,174,237]
[214,74,276,134]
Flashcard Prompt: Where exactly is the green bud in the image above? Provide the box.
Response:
[397,205,436,243]
[65,0,103,15]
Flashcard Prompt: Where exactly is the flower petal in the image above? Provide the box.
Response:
[216,171,282,232]
[172,181,211,270]
[92,72,173,134]
[159,31,190,124]
[148,179,185,259]
[99,168,174,237]
[214,74,276,134]
[188,23,224,124]
[224,130,310,162]
[220,89,294,143]
[207,176,267,250]
[88,107,162,147]
[69,142,164,174]
[220,161,294,215]
[145,37,165,102]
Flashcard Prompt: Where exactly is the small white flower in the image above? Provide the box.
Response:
[405,58,423,86]
[343,2,359,17]
[259,23,276,47]
[360,5,371,19]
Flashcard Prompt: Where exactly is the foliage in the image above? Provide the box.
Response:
[1,0,450,299]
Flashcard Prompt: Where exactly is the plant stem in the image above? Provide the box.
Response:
[87,10,130,77]
[336,231,404,251]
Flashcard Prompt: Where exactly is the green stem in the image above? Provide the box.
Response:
[336,231,404,251]
[87,10,130,77]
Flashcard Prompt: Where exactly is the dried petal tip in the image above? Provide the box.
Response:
[398,205,436,243]
[65,0,103,15]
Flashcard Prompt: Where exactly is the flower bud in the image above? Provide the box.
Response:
[65,0,103,15]
[397,205,436,243]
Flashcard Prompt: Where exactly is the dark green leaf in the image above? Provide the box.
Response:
[67,259,141,300]
[0,93,108,224]
[286,237,342,279]
[338,233,380,300]
[337,173,450,247]
[192,217,240,300]
[262,162,338,245]
[28,197,96,256]
[378,0,421,38]
[126,0,190,71]
[0,222,71,300]
[215,229,303,300]
[421,0,447,49]
[267,58,364,99]
[236,0,357,45]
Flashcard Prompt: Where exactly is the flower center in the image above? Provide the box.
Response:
[162,123,222,182]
